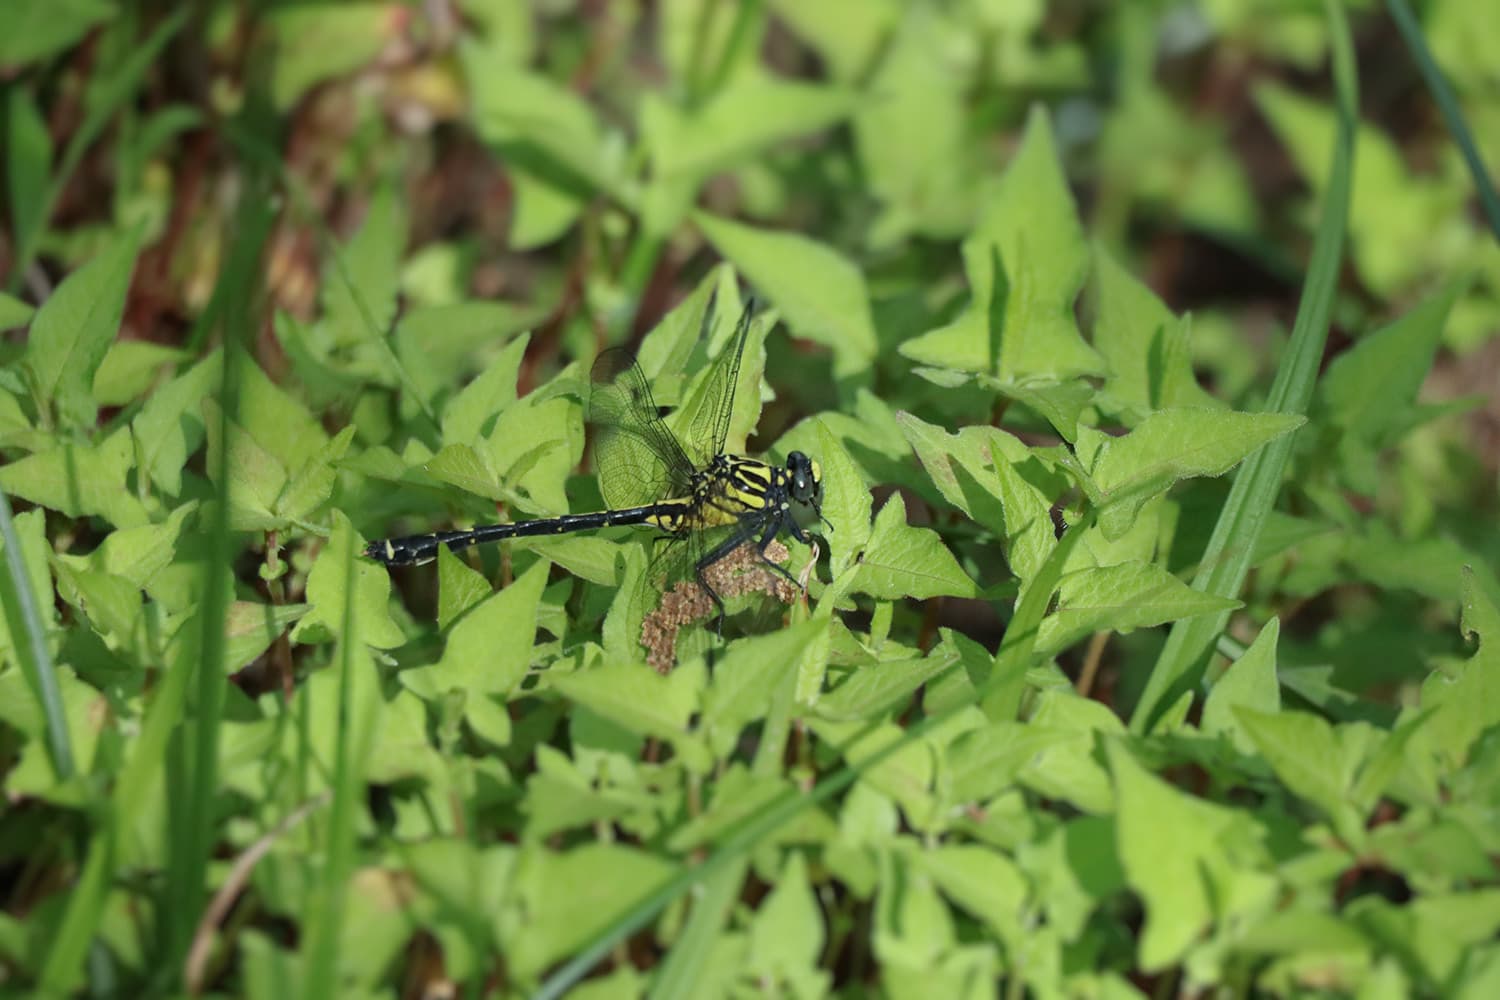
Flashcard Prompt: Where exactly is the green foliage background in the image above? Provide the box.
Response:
[1,1,1498,997]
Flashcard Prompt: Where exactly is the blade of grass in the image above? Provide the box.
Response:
[0,489,73,779]
[1384,0,1500,241]
[1129,0,1358,732]
[647,857,749,1000]
[159,172,272,982]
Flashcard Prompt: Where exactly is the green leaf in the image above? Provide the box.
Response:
[0,427,147,528]
[237,357,331,474]
[695,212,878,377]
[746,851,825,982]
[440,333,527,445]
[1107,740,1249,970]
[816,649,959,722]
[1415,569,1500,770]
[0,290,35,331]
[815,420,872,577]
[1235,708,1360,833]
[914,844,1029,949]
[267,3,392,109]
[276,425,355,525]
[848,7,981,244]
[766,0,896,80]
[323,181,406,348]
[1201,618,1281,755]
[201,398,289,532]
[1036,561,1240,657]
[1090,244,1222,419]
[222,601,308,673]
[0,0,113,68]
[463,49,618,196]
[508,845,678,981]
[7,88,51,266]
[63,500,197,589]
[1318,281,1461,448]
[549,661,704,749]
[850,494,976,601]
[701,621,820,755]
[436,543,492,631]
[290,511,405,649]
[91,340,187,407]
[23,229,140,428]
[644,71,855,180]
[131,349,220,497]
[1078,409,1306,540]
[901,108,1103,383]
[402,558,549,700]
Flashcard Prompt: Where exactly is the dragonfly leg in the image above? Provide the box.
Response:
[694,531,746,638]
[757,515,802,589]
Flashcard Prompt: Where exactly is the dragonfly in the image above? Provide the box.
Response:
[365,293,824,647]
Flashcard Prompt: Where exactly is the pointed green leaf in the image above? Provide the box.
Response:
[695,211,877,377]
[24,229,139,428]
[0,427,147,528]
[851,494,976,601]
[402,558,548,698]
[290,511,405,649]
[1037,560,1240,656]
[1202,618,1281,754]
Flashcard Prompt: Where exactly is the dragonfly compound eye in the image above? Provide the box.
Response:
[786,451,819,504]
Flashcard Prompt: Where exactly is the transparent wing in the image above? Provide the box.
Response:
[672,296,762,464]
[589,349,697,509]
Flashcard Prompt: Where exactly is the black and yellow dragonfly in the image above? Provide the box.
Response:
[365,293,824,634]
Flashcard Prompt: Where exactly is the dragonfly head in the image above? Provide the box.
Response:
[786,451,822,514]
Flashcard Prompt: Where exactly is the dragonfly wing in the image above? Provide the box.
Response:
[589,349,697,510]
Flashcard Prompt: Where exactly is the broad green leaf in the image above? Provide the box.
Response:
[290,511,405,649]
[62,501,197,588]
[1236,707,1361,834]
[849,5,981,244]
[746,851,825,981]
[549,660,704,748]
[91,340,186,407]
[463,49,618,196]
[394,300,547,402]
[440,333,527,445]
[507,164,585,249]
[24,229,139,428]
[1107,740,1251,970]
[487,393,581,515]
[695,211,878,377]
[7,88,51,268]
[323,181,406,348]
[0,0,113,68]
[402,558,549,698]
[850,494,976,601]
[436,543,492,631]
[915,845,1029,949]
[815,420,871,577]
[132,349,220,497]
[873,850,955,969]
[1415,569,1500,770]
[0,427,147,528]
[701,621,820,755]
[507,844,678,981]
[1201,618,1281,754]
[1036,560,1240,657]
[902,109,1103,382]
[267,3,392,109]
[1090,245,1222,420]
[423,443,507,503]
[201,398,289,532]
[768,0,897,80]
[0,290,35,330]
[222,601,308,672]
[1078,409,1306,539]
[1318,281,1461,448]
[643,71,855,181]
[276,426,356,525]
[816,650,959,722]
[237,357,330,474]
